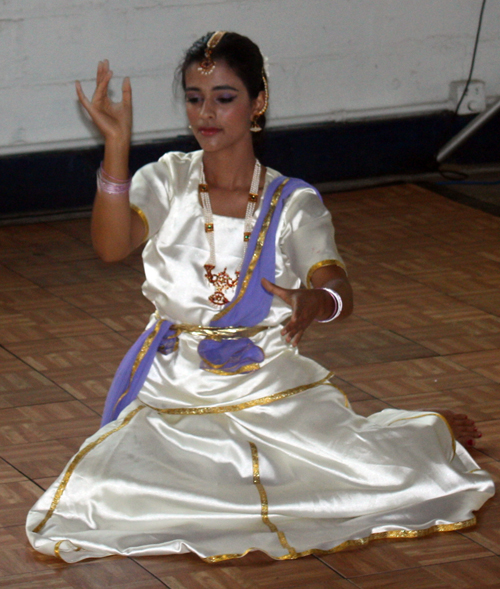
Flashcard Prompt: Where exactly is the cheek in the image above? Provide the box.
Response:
[185,104,197,122]
[223,103,253,127]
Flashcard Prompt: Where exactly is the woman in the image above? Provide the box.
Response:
[26,32,493,563]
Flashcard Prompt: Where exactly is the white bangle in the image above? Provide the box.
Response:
[316,288,343,323]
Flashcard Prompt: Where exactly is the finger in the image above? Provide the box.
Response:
[94,69,113,102]
[75,80,84,101]
[261,277,275,293]
[282,300,318,343]
[280,305,304,338]
[290,329,304,347]
[280,317,292,338]
[96,60,105,85]
[281,319,304,346]
[282,319,303,343]
[75,81,92,112]
[99,59,110,80]
[96,60,111,86]
[282,303,300,330]
[122,76,132,105]
[261,278,292,305]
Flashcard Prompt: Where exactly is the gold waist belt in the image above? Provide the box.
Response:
[173,324,270,340]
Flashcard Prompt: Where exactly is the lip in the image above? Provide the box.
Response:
[198,127,222,137]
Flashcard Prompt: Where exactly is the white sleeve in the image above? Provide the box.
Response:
[279,187,345,287]
[129,161,172,240]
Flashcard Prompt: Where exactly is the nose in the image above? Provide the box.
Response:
[200,97,215,120]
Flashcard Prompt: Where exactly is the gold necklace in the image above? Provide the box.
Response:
[199,160,261,306]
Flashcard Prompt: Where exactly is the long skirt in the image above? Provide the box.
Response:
[26,339,494,562]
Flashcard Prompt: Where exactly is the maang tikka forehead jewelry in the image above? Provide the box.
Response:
[198,31,227,75]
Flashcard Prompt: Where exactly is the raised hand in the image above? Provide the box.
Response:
[76,60,142,262]
[75,59,132,145]
[261,278,332,346]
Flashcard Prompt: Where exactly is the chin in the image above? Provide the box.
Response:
[199,135,252,155]
[193,134,221,149]
[197,140,232,154]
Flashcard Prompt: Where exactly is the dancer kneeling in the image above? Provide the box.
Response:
[27,31,494,563]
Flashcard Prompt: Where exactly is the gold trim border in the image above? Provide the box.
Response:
[53,540,81,559]
[130,203,149,242]
[212,179,290,322]
[203,363,261,376]
[54,540,63,559]
[306,259,346,289]
[203,516,477,563]
[175,324,269,340]
[112,321,166,413]
[142,372,335,415]
[333,383,350,408]
[32,405,145,534]
[250,442,297,558]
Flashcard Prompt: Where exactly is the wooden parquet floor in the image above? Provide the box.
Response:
[0,183,499,588]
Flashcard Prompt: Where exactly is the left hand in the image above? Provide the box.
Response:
[261,278,331,346]
[75,60,133,144]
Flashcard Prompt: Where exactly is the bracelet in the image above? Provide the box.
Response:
[315,288,343,323]
[99,163,130,183]
[96,163,131,195]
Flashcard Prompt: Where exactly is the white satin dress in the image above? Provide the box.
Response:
[26,151,495,563]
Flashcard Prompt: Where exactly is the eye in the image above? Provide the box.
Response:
[185,95,201,104]
[217,95,236,104]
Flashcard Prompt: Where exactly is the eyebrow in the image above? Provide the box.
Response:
[185,85,240,92]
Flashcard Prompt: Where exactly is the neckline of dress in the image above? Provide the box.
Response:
[196,163,272,221]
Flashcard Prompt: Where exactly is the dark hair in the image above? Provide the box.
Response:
[177,32,268,134]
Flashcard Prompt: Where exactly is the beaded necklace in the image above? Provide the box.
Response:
[199,160,261,306]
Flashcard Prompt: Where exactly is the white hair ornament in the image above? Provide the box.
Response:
[263,56,270,79]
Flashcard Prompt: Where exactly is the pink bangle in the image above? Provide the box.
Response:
[96,165,131,195]
[99,162,130,183]
[315,288,343,323]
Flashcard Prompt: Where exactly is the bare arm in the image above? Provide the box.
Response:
[262,264,353,346]
[76,60,145,261]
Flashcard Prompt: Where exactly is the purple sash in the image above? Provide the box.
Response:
[101,176,320,425]
[101,320,176,425]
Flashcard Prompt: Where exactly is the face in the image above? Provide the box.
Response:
[184,60,264,154]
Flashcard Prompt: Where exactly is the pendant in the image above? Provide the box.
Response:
[204,264,240,306]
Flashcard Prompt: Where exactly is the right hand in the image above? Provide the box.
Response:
[261,278,331,347]
[75,59,132,144]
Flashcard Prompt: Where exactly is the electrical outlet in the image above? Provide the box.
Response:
[449,80,486,115]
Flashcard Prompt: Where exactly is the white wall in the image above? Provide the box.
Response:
[1,0,499,156]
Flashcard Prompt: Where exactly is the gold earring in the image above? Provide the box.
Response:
[250,73,268,133]
[250,119,262,133]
